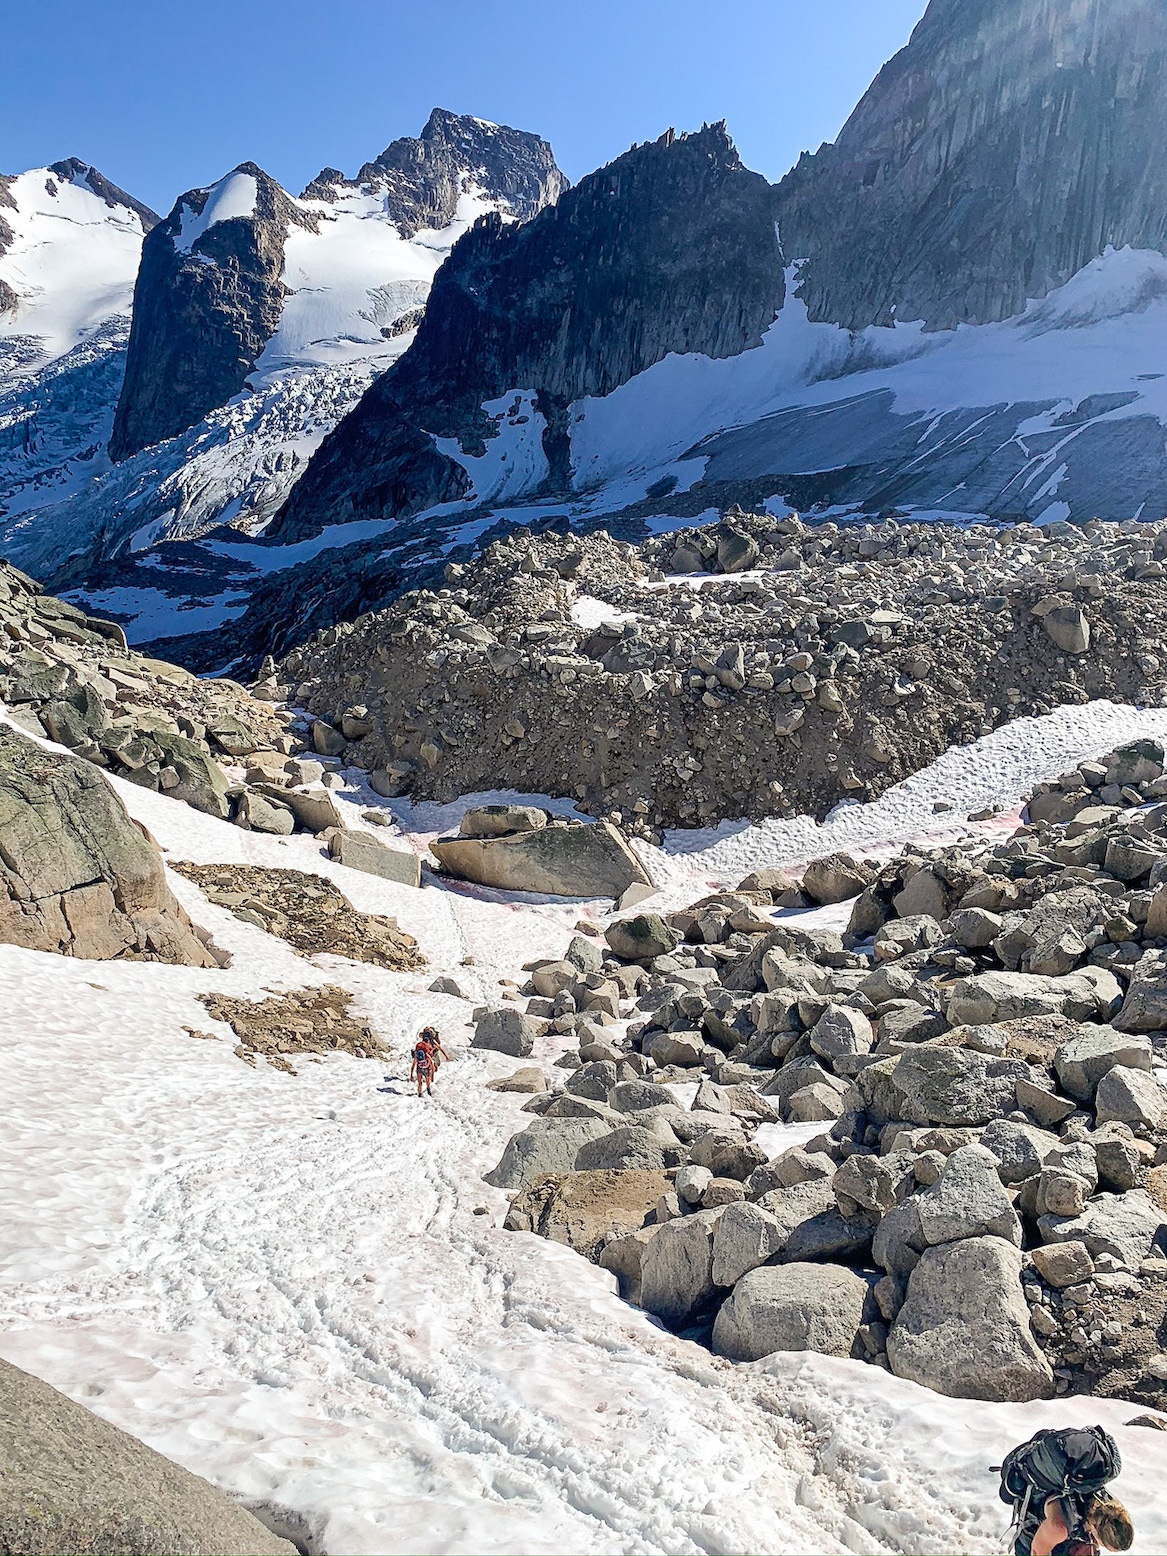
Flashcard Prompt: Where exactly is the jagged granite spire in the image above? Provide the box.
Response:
[109,163,308,462]
[269,124,784,539]
[302,107,568,235]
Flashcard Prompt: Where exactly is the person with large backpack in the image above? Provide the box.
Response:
[409,1031,437,1097]
[998,1426,1134,1556]
[420,1025,450,1072]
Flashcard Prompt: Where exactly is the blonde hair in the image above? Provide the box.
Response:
[1089,1493,1134,1553]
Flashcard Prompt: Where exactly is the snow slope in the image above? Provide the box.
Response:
[0,164,151,367]
[0,164,154,534]
[3,701,1167,1554]
[567,248,1167,521]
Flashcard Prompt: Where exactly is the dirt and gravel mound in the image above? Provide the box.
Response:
[196,984,384,1074]
[172,862,424,970]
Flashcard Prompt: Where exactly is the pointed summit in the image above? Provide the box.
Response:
[301,108,567,236]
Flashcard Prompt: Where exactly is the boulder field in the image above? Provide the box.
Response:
[484,741,1167,1406]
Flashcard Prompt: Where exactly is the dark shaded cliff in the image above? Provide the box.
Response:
[776,0,1167,330]
[270,125,785,540]
[109,163,304,461]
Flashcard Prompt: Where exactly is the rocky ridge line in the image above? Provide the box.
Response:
[268,124,784,540]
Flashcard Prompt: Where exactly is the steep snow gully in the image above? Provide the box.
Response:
[2,705,1167,1555]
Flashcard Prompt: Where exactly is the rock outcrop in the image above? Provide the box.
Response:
[269,124,783,539]
[302,107,566,236]
[0,1356,294,1555]
[0,725,220,965]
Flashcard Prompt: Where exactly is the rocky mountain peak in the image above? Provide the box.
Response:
[46,159,160,231]
[109,162,311,462]
[300,107,568,236]
[270,122,784,538]
[776,0,1167,330]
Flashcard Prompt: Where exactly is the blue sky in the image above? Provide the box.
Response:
[2,0,926,215]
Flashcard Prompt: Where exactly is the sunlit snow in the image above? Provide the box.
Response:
[3,702,1167,1553]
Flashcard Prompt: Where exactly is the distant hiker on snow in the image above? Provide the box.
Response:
[998,1426,1133,1556]
[409,1030,438,1097]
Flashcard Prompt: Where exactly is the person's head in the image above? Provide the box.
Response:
[1088,1493,1133,1553]
[419,1026,437,1042]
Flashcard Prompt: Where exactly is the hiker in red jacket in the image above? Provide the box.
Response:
[409,1031,437,1097]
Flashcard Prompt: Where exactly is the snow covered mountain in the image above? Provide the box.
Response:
[0,111,566,578]
[0,161,157,541]
[273,0,1167,548]
[10,0,1167,667]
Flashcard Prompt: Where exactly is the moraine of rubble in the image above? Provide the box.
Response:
[278,508,1167,837]
[479,744,1167,1406]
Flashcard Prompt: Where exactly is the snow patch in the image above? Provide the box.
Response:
[2,713,1167,1552]
[173,172,259,254]
[0,168,149,366]
[434,390,550,506]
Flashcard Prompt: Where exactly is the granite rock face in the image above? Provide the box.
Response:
[776,0,1167,332]
[0,724,219,965]
[270,125,784,539]
[0,1356,295,1555]
[110,163,307,460]
[302,107,567,236]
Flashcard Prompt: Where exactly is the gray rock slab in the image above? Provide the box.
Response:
[0,1356,295,1555]
[887,1238,1055,1402]
[712,1263,871,1362]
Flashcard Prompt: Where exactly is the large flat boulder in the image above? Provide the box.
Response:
[471,1006,543,1057]
[856,1046,1031,1127]
[1113,952,1167,1031]
[712,1263,871,1362]
[0,727,218,966]
[328,829,420,886]
[503,1169,669,1260]
[1053,1027,1153,1102]
[945,968,1122,1027]
[887,1238,1055,1401]
[0,1356,294,1554]
[639,1207,725,1326]
[431,820,653,899]
[483,1117,611,1191]
[1038,1189,1167,1270]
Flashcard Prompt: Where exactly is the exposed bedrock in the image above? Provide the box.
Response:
[0,723,221,966]
[0,1356,295,1554]
[109,164,307,462]
[776,0,1167,331]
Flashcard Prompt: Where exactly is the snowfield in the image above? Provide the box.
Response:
[3,703,1167,1554]
[0,165,150,367]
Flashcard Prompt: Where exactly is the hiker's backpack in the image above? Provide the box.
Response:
[998,1426,1121,1511]
[999,1426,1121,1551]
